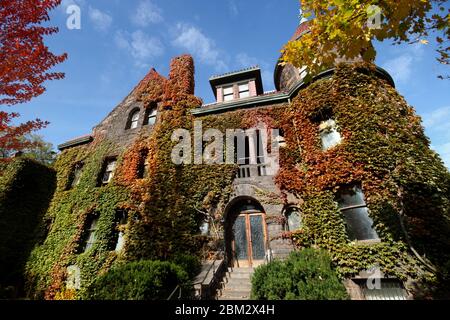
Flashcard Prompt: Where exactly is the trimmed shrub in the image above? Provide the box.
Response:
[251,248,348,300]
[85,260,189,300]
[0,158,56,295]
[171,253,201,278]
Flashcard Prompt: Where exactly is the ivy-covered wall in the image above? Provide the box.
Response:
[2,57,449,300]
[276,62,450,298]
[22,55,243,300]
[0,158,56,298]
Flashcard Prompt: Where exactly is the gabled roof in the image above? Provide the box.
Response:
[209,66,264,98]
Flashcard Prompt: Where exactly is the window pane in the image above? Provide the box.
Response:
[150,108,157,116]
[320,129,341,150]
[343,207,379,241]
[115,231,125,252]
[106,160,116,172]
[223,86,234,95]
[224,94,234,101]
[250,215,265,260]
[239,91,250,98]
[71,165,83,187]
[319,119,341,150]
[286,209,302,231]
[239,83,249,92]
[85,218,98,251]
[337,185,366,208]
[233,216,248,260]
[131,120,138,129]
[148,116,156,125]
[131,112,139,121]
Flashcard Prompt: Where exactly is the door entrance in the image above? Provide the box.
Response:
[231,210,267,267]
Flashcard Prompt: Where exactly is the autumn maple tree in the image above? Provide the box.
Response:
[0,0,67,160]
[283,0,450,80]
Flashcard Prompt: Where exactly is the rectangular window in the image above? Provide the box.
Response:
[337,185,379,241]
[101,158,117,185]
[144,107,157,126]
[238,82,250,98]
[223,86,234,102]
[256,129,267,176]
[113,210,127,252]
[83,215,99,252]
[137,149,149,179]
[69,162,83,189]
[319,119,342,150]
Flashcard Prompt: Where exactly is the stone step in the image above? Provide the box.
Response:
[219,289,252,300]
[227,267,254,273]
[225,272,253,280]
[219,296,250,301]
[222,281,252,291]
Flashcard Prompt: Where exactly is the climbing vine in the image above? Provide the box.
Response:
[276,62,450,297]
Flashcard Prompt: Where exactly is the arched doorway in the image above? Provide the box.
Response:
[225,198,267,268]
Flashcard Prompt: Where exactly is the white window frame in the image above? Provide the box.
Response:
[238,82,250,98]
[145,107,157,126]
[130,110,140,129]
[101,159,117,184]
[223,85,234,102]
[84,217,99,252]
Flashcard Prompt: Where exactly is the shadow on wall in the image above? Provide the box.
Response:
[0,158,56,299]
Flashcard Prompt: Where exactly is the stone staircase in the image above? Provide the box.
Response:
[217,267,254,300]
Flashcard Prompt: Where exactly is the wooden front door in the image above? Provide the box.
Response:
[231,211,267,267]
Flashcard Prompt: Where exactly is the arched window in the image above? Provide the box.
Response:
[126,108,140,130]
[143,106,157,126]
[285,207,302,231]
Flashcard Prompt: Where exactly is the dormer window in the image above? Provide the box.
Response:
[209,66,264,104]
[223,85,234,102]
[238,82,250,98]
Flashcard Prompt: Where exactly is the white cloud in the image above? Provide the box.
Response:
[172,23,227,71]
[131,0,163,27]
[236,53,258,67]
[236,53,274,91]
[115,30,164,67]
[228,0,239,17]
[422,106,450,169]
[431,143,450,169]
[88,7,112,32]
[382,43,424,84]
[382,55,413,83]
[423,106,450,129]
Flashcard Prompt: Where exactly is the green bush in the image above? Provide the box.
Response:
[85,260,189,300]
[171,253,201,278]
[251,248,348,300]
[0,158,55,294]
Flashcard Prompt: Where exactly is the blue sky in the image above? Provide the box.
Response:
[6,0,450,168]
